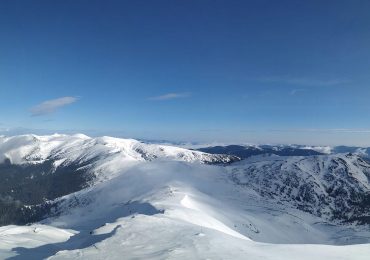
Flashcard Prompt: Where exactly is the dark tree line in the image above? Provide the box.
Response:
[0,159,94,226]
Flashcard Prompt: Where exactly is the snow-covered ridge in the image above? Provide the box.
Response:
[2,155,368,259]
[1,135,370,259]
[0,134,238,179]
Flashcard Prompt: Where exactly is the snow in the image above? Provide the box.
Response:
[0,134,235,182]
[0,134,369,259]
[302,145,332,154]
[0,225,76,259]
[179,194,250,240]
[48,215,370,260]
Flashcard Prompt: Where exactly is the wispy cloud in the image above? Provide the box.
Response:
[148,92,191,101]
[290,88,306,95]
[257,77,350,87]
[30,96,78,116]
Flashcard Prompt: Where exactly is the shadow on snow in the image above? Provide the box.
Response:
[9,201,164,260]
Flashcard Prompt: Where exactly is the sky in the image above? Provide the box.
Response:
[1,0,370,146]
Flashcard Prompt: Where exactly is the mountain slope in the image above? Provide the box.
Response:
[0,134,238,226]
[0,135,370,259]
[229,154,370,223]
[0,134,238,167]
[2,159,369,259]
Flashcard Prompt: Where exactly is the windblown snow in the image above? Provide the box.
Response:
[0,134,369,259]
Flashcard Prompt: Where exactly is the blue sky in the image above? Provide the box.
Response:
[1,0,370,145]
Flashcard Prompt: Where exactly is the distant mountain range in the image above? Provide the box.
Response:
[196,144,370,159]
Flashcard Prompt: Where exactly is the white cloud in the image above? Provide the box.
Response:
[148,92,191,101]
[290,88,306,95]
[30,96,78,116]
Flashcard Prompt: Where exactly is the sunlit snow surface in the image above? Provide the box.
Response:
[0,134,369,259]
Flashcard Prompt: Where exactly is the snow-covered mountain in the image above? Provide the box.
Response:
[230,154,370,223]
[0,134,238,167]
[196,143,370,159]
[197,144,326,158]
[0,134,370,259]
[0,134,238,227]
